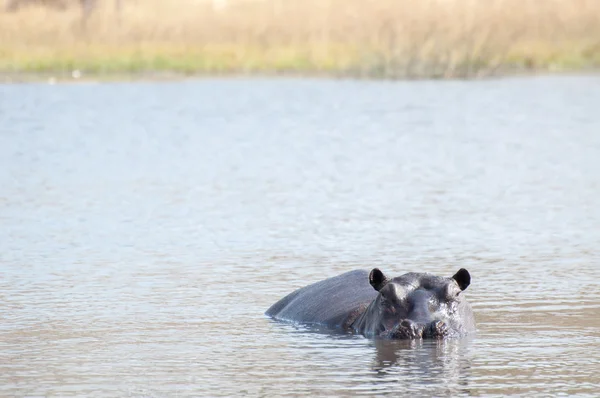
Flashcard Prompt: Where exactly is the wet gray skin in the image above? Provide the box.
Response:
[266,268,475,339]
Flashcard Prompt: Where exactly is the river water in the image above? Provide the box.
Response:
[1,76,599,396]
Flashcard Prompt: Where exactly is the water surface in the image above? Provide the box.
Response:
[1,76,599,396]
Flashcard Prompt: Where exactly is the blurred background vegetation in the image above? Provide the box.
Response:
[1,0,600,79]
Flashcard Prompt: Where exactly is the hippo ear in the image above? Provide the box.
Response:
[452,268,471,291]
[369,268,389,291]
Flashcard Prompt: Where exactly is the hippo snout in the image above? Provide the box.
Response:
[385,319,449,339]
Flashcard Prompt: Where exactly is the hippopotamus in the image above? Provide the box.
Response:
[266,268,475,339]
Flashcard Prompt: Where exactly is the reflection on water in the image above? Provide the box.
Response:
[371,339,473,393]
[1,76,599,396]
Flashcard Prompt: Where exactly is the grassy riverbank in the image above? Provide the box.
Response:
[1,0,600,79]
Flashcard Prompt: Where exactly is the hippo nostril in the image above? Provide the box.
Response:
[400,319,413,328]
[387,319,425,339]
[423,320,449,338]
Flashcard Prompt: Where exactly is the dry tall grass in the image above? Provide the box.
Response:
[1,0,599,78]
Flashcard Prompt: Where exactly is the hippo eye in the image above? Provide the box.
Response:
[445,284,461,300]
[390,284,407,301]
[379,295,396,309]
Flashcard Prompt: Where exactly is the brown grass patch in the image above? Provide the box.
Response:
[1,0,600,78]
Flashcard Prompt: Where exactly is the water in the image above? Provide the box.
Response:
[1,76,599,396]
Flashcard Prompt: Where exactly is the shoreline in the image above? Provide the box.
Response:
[2,67,600,84]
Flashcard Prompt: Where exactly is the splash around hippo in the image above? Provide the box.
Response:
[266,268,475,339]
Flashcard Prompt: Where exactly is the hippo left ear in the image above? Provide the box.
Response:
[369,268,390,291]
[452,268,471,291]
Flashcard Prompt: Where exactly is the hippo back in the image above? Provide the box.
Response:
[266,270,377,329]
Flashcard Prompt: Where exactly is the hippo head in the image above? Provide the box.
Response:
[352,268,475,339]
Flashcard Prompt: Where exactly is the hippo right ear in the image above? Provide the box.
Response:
[369,268,389,291]
[452,268,471,291]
